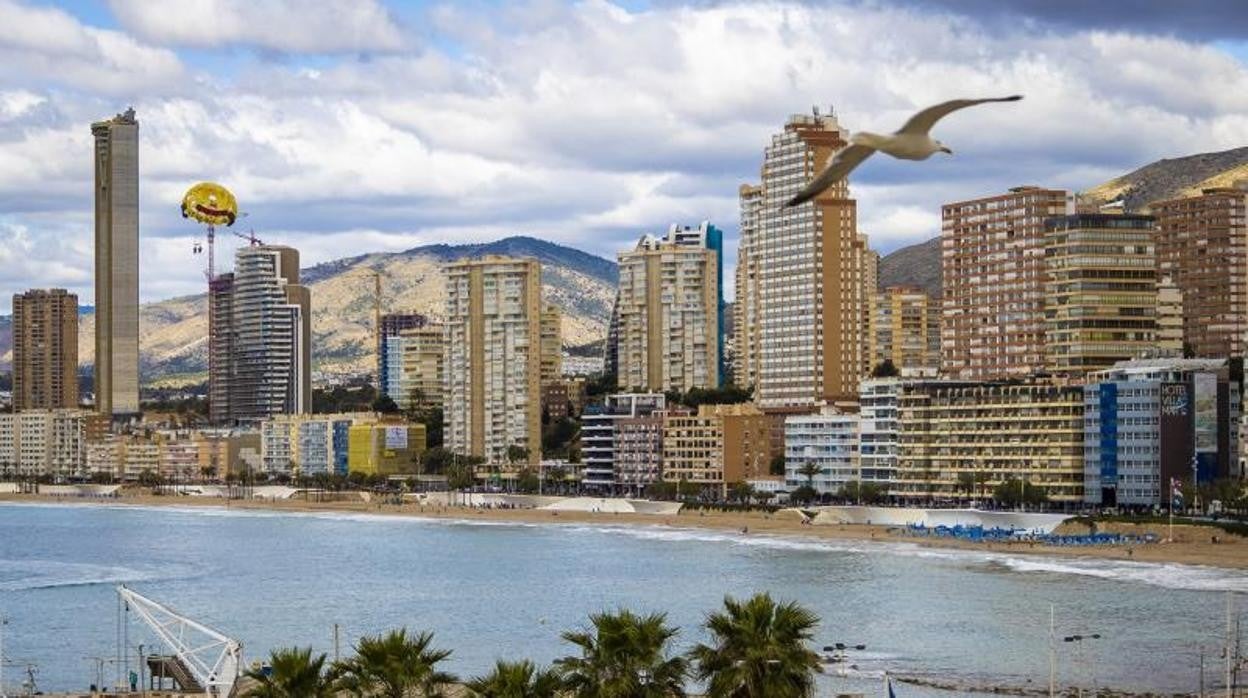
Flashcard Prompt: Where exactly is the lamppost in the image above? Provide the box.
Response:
[1,614,8,698]
[1063,633,1102,698]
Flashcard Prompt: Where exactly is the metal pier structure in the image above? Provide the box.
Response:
[117,586,243,697]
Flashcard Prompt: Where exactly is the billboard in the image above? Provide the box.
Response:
[384,426,408,450]
[1193,373,1217,454]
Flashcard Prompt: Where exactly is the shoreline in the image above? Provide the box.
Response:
[4,492,1247,574]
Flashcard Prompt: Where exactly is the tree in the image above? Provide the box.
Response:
[517,467,541,494]
[372,394,400,414]
[871,359,900,378]
[507,445,530,465]
[836,480,884,505]
[789,486,818,506]
[690,593,822,698]
[992,477,1049,508]
[446,463,475,505]
[242,647,333,698]
[555,609,688,697]
[544,465,568,494]
[422,447,455,475]
[769,453,786,477]
[796,463,820,491]
[331,628,456,698]
[466,660,562,698]
[727,482,755,504]
[645,481,680,501]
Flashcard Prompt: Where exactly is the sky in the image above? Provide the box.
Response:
[1,0,1247,305]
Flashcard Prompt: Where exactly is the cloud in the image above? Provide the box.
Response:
[0,0,183,94]
[1,0,1247,311]
[107,0,407,53]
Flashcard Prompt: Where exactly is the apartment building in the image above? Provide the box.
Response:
[869,287,940,376]
[662,403,770,495]
[385,324,444,411]
[783,408,860,495]
[11,288,79,411]
[580,393,666,492]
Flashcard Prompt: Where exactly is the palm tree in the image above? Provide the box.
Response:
[241,647,333,698]
[466,659,562,697]
[556,609,688,697]
[689,593,822,698]
[796,462,819,490]
[331,628,457,698]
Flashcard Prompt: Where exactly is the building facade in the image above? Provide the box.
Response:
[378,313,429,399]
[0,410,106,480]
[615,223,722,393]
[92,108,140,417]
[580,393,666,492]
[385,325,444,411]
[260,413,373,477]
[941,187,1074,380]
[738,109,870,410]
[614,411,666,494]
[869,287,940,376]
[347,423,428,476]
[662,403,770,495]
[1152,185,1248,359]
[1044,213,1158,380]
[784,408,860,495]
[210,245,312,424]
[1083,359,1240,507]
[733,184,763,391]
[444,256,543,466]
[12,289,79,411]
[540,305,563,384]
[893,382,1085,504]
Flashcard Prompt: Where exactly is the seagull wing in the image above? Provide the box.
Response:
[785,144,876,207]
[894,95,1023,136]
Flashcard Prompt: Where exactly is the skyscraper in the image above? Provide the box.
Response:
[868,286,940,376]
[941,186,1074,380]
[1152,184,1248,359]
[444,256,543,466]
[738,109,868,410]
[1044,212,1158,379]
[92,108,140,417]
[540,304,563,383]
[615,222,722,393]
[12,289,79,411]
[385,325,444,411]
[378,312,429,399]
[733,184,763,391]
[209,245,311,424]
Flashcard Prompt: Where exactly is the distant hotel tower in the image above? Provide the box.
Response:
[940,186,1074,380]
[735,108,872,410]
[91,108,140,416]
[444,256,552,465]
[11,289,79,411]
[615,222,723,393]
[209,245,311,424]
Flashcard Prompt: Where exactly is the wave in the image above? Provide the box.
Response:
[5,501,1245,593]
[0,558,192,592]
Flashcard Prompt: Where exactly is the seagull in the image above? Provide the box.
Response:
[785,95,1023,207]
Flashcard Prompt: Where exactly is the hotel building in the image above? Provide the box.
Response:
[615,222,722,393]
[444,256,543,466]
[1152,185,1248,358]
[11,289,79,411]
[941,187,1074,380]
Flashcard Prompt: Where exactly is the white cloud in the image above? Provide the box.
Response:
[107,0,406,53]
[0,0,183,94]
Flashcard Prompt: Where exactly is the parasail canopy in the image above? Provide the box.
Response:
[181,182,238,227]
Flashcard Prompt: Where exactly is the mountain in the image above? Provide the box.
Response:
[1081,146,1248,211]
[878,237,941,298]
[3,236,618,385]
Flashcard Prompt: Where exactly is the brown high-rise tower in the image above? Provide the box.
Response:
[12,289,79,411]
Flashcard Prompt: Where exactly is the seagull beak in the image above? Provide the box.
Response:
[939,146,953,155]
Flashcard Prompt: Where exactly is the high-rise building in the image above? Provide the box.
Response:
[378,313,429,399]
[11,289,79,411]
[1044,212,1158,380]
[386,325,444,411]
[444,256,543,466]
[1155,277,1184,357]
[580,392,666,492]
[739,109,868,410]
[1152,185,1248,359]
[859,235,880,377]
[868,287,940,376]
[540,304,563,383]
[92,108,140,417]
[209,245,311,424]
[615,222,722,393]
[941,186,1073,380]
[733,184,763,391]
[1084,359,1240,507]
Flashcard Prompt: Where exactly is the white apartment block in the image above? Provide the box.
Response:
[784,408,860,495]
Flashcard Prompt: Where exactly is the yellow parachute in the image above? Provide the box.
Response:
[181,182,238,227]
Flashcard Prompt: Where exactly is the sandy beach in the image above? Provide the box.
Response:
[3,492,1246,571]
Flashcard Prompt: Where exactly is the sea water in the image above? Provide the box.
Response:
[0,502,1243,695]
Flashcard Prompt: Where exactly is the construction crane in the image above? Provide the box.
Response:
[232,228,264,247]
[116,585,242,697]
[371,268,383,389]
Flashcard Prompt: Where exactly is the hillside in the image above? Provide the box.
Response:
[4,236,618,384]
[878,237,941,298]
[1081,146,1248,211]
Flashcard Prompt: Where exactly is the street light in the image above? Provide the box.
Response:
[1062,633,1102,698]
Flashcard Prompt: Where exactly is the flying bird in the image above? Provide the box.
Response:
[785,95,1023,207]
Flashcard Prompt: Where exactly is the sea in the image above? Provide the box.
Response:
[0,501,1244,696]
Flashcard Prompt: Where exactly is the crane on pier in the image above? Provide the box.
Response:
[116,585,242,697]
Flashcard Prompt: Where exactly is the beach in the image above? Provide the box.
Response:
[4,491,1246,571]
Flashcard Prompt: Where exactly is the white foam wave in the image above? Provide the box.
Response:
[0,558,175,592]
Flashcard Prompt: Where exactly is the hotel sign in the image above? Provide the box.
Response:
[1160,383,1188,417]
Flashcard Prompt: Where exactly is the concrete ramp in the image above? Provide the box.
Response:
[810,506,1070,533]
